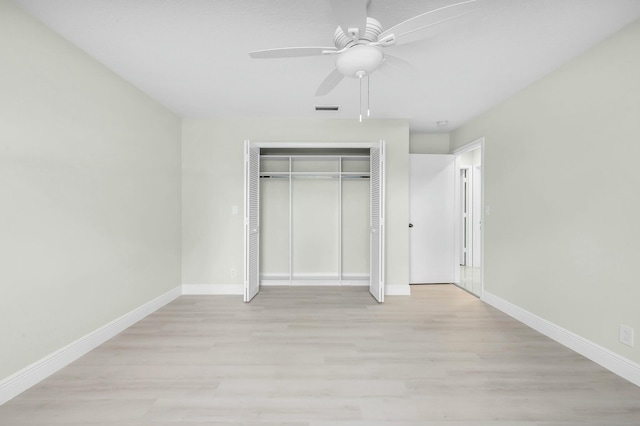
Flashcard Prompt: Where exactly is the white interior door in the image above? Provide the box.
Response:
[409,154,456,284]
[244,141,260,302]
[369,142,385,302]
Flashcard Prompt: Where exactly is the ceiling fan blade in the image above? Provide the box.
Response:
[330,0,367,40]
[382,54,417,78]
[378,55,428,97]
[315,68,344,96]
[378,0,479,46]
[249,47,338,59]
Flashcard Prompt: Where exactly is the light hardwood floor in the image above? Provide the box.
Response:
[1,284,639,425]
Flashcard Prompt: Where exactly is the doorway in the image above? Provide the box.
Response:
[453,139,484,297]
[244,141,386,303]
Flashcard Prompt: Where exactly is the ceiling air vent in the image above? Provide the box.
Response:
[315,105,340,111]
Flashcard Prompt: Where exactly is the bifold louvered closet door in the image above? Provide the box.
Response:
[244,142,260,302]
[369,144,385,302]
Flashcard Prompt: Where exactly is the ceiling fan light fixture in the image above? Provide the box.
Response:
[335,45,384,78]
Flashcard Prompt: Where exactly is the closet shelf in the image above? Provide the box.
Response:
[260,154,369,160]
[342,172,370,176]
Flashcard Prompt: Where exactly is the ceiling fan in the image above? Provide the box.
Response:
[249,0,480,102]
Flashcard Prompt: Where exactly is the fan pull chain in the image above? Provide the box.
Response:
[367,75,371,117]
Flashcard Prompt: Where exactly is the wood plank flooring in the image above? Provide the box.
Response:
[1,284,639,425]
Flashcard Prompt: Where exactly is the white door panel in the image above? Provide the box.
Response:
[409,154,456,284]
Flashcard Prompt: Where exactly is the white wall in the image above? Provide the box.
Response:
[341,178,370,275]
[409,133,450,154]
[260,156,370,279]
[451,19,640,364]
[181,118,410,289]
[0,1,182,380]
[459,148,481,167]
[292,178,339,275]
[260,178,290,276]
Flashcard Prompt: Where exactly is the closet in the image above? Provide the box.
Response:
[244,141,385,303]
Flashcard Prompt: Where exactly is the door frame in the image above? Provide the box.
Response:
[452,137,485,297]
[459,166,471,266]
[244,140,385,302]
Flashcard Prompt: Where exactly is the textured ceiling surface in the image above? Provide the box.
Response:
[12,0,640,132]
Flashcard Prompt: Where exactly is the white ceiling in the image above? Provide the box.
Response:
[13,0,640,132]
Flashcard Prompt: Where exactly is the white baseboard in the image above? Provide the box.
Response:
[182,284,243,295]
[385,284,411,296]
[0,286,182,406]
[259,280,292,286]
[259,280,410,295]
[261,280,342,286]
[340,280,370,286]
[260,273,370,288]
[482,291,640,387]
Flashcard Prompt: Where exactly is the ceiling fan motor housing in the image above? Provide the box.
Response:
[333,17,383,50]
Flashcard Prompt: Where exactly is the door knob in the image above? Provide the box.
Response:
[409,223,414,228]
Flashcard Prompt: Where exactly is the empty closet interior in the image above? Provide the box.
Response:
[259,148,370,286]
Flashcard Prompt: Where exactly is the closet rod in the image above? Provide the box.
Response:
[259,175,370,179]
